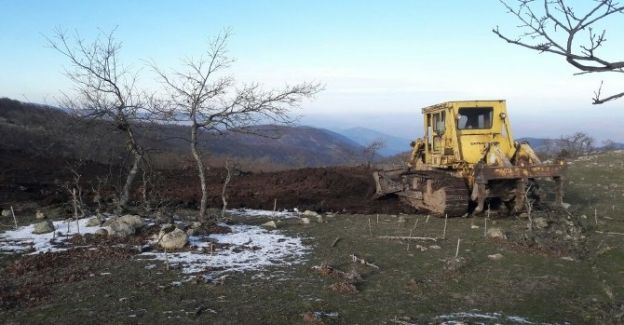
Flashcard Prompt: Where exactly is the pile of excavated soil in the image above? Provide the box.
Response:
[160,166,414,214]
[0,149,413,214]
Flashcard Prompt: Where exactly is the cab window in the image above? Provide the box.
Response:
[457,107,493,129]
[432,111,445,134]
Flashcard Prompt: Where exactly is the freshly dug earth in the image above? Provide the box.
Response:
[161,166,414,214]
[0,149,412,214]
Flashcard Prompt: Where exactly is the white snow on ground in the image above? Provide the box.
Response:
[139,224,309,279]
[0,217,103,254]
[435,311,570,325]
[1,216,310,280]
[226,208,300,219]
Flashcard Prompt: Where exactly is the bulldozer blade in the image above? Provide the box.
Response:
[372,169,406,198]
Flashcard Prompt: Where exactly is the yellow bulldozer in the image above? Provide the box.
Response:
[373,100,565,216]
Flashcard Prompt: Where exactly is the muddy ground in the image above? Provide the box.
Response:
[1,150,624,324]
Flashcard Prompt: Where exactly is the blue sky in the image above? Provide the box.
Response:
[1,0,623,141]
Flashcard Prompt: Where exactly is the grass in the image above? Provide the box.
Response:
[2,151,624,324]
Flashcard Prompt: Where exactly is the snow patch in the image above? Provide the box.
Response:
[0,217,104,254]
[226,208,300,219]
[435,310,570,325]
[139,224,309,279]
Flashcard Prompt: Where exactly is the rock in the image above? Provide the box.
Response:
[160,223,176,233]
[95,228,108,236]
[35,210,46,220]
[487,227,507,240]
[533,217,549,229]
[102,216,119,227]
[303,210,320,217]
[429,245,441,250]
[119,215,144,229]
[159,228,188,250]
[190,221,202,229]
[470,224,479,229]
[316,215,326,223]
[488,253,504,261]
[186,228,200,236]
[518,212,529,219]
[1,209,11,217]
[85,217,101,227]
[444,257,467,272]
[398,215,406,223]
[107,219,136,238]
[561,202,571,210]
[300,217,311,224]
[32,220,55,234]
[261,220,277,229]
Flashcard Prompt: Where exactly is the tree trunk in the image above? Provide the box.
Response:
[142,167,151,213]
[221,160,232,220]
[118,151,141,213]
[116,111,144,213]
[191,123,209,222]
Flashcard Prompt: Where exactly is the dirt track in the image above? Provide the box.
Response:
[0,149,412,214]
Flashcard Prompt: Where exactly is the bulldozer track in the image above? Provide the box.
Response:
[400,170,470,217]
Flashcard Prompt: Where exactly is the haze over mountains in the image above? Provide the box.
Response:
[0,98,369,168]
[335,127,412,156]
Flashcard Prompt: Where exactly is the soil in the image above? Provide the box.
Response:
[0,148,412,214]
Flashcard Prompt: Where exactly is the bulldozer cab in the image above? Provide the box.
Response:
[416,100,515,167]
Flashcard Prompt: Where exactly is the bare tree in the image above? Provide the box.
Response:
[558,131,595,157]
[493,0,624,104]
[153,31,321,222]
[363,139,386,168]
[601,139,618,151]
[49,29,147,212]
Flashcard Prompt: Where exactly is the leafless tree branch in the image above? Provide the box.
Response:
[152,30,322,221]
[494,0,624,104]
[48,28,149,211]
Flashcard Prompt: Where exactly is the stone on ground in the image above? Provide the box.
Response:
[32,220,55,234]
[533,217,549,229]
[107,219,136,238]
[35,210,46,220]
[1,209,10,217]
[158,228,188,250]
[85,217,101,227]
[487,227,507,240]
[300,217,311,224]
[262,220,277,229]
[119,214,145,229]
[488,253,504,260]
[303,210,320,218]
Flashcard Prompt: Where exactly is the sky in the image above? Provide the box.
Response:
[1,0,623,142]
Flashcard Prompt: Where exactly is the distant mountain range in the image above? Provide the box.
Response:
[0,98,367,168]
[336,127,412,157]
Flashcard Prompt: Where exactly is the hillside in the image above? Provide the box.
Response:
[337,127,412,156]
[0,98,365,168]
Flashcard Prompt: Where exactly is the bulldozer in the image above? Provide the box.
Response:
[373,100,565,217]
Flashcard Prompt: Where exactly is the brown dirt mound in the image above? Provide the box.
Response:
[161,166,413,214]
[1,148,412,214]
